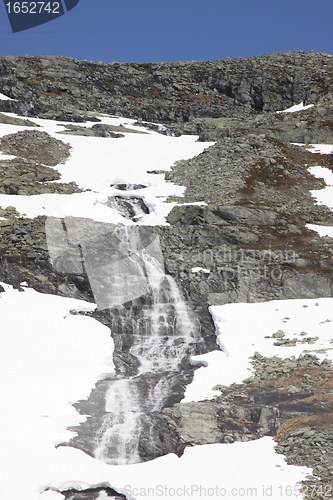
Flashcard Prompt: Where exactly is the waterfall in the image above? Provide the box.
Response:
[45,201,201,465]
[93,224,199,465]
[94,379,142,465]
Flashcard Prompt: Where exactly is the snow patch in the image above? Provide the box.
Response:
[0,152,16,160]
[43,437,310,500]
[305,155,333,236]
[0,284,114,500]
[0,112,214,226]
[39,491,65,500]
[276,102,314,114]
[191,267,210,274]
[184,298,333,403]
[306,144,333,155]
[307,224,333,237]
[0,92,14,100]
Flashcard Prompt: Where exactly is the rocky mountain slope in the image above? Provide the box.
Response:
[0,51,333,126]
[0,51,333,499]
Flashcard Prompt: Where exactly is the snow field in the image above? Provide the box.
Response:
[40,437,311,500]
[0,283,114,500]
[0,112,214,225]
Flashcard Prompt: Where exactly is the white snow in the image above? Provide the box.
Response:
[191,267,210,274]
[276,102,314,114]
[0,152,16,160]
[39,491,65,500]
[308,165,333,186]
[308,165,333,213]
[0,113,214,226]
[40,437,311,500]
[304,146,333,236]
[184,298,333,402]
[0,92,14,100]
[307,224,333,237]
[306,144,333,155]
[0,283,114,500]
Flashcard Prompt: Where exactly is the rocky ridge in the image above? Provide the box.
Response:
[0,51,333,127]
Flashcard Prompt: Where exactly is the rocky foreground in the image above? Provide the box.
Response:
[0,52,333,499]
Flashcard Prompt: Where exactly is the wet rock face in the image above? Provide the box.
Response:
[66,339,196,462]
[65,350,333,468]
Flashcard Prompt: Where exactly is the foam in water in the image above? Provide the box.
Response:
[46,211,200,465]
[93,225,199,464]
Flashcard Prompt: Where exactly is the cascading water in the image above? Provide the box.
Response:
[92,221,200,465]
[46,198,201,466]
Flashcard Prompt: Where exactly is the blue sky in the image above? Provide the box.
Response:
[0,0,332,63]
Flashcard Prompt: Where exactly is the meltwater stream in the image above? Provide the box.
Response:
[46,202,201,465]
[93,226,199,464]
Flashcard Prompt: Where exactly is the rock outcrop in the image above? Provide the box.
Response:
[0,52,333,127]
